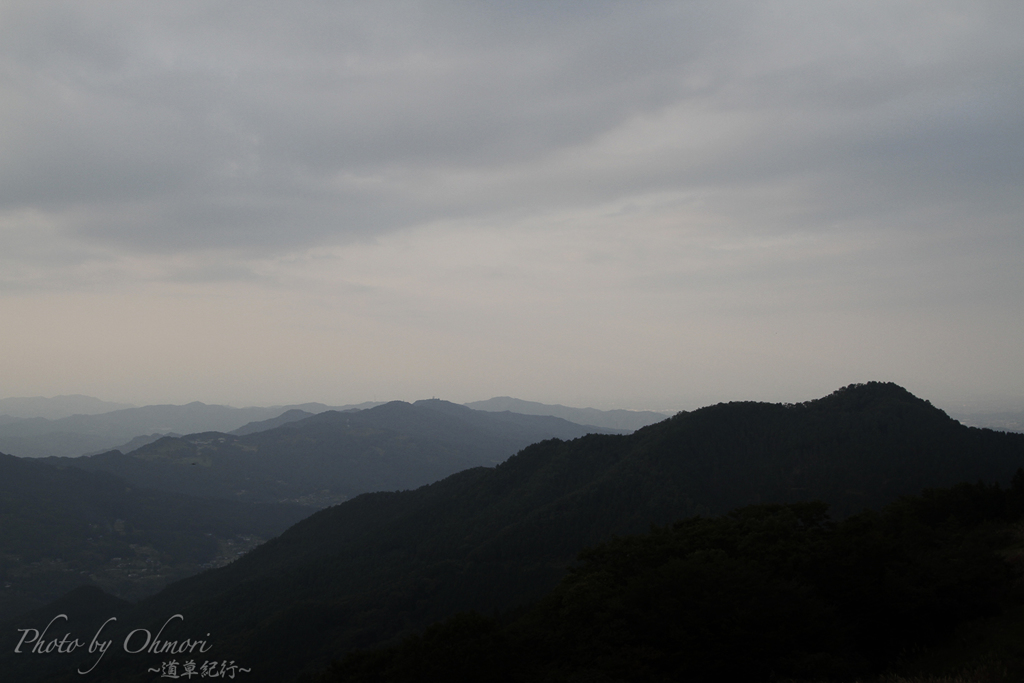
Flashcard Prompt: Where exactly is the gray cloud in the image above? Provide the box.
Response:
[2,1,1022,409]
[3,3,1019,253]
[0,2,736,254]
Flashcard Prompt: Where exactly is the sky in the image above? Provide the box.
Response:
[1,1,1022,413]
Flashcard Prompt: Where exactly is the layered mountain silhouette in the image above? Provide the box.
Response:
[0,395,134,420]
[13,382,1023,682]
[0,401,365,459]
[4,401,619,625]
[44,399,623,507]
[0,395,659,460]
[464,396,669,431]
[229,409,317,436]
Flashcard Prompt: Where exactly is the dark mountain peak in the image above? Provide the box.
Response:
[809,382,945,417]
[822,380,918,400]
[656,383,955,452]
[674,383,945,425]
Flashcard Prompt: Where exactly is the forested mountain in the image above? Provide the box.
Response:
[45,399,622,507]
[16,382,1022,682]
[465,396,669,431]
[0,453,310,625]
[327,481,1024,682]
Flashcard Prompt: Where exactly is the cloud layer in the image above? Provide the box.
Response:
[1,1,1022,410]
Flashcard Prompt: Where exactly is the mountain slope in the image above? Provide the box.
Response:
[330,482,1024,683]
[230,409,317,436]
[33,383,1023,682]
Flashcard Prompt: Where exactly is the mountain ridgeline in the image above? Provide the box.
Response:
[46,399,624,507]
[464,396,669,431]
[0,396,134,420]
[0,401,379,459]
[12,382,1023,683]
[0,400,622,631]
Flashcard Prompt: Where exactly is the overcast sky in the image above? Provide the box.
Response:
[1,1,1022,412]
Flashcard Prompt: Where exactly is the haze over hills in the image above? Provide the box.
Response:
[6,392,1019,464]
[0,395,135,420]
[0,397,626,656]
[91,403,386,456]
[229,408,318,436]
[465,397,670,432]
[43,400,624,508]
[16,382,1022,682]
[0,396,646,460]
[951,411,1024,434]
[0,401,364,459]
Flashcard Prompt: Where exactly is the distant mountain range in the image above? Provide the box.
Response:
[11,382,1022,682]
[0,399,621,631]
[0,395,135,420]
[0,396,652,459]
[4,395,1021,463]
[42,400,624,508]
[0,401,372,459]
[465,396,670,431]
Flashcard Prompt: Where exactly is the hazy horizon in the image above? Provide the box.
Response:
[3,2,1021,414]
[1,386,1021,419]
